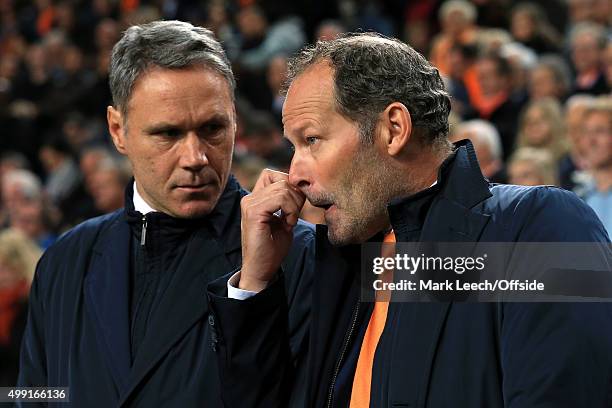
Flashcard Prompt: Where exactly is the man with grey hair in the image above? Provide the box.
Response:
[451,119,505,182]
[208,32,612,407]
[17,20,314,407]
[569,22,610,95]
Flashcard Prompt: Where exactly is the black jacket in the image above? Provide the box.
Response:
[208,141,612,408]
[17,176,315,407]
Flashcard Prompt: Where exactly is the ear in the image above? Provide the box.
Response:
[380,102,412,156]
[107,106,127,155]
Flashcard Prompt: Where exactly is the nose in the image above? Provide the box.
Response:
[288,152,311,191]
[180,132,209,171]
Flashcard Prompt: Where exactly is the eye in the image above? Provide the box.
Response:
[157,128,181,138]
[200,123,224,135]
[305,136,319,145]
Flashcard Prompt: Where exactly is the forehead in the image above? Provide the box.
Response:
[127,66,234,118]
[282,63,336,128]
[585,110,612,127]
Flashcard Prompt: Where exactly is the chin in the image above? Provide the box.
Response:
[173,201,217,219]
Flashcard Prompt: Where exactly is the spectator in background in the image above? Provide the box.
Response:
[0,153,31,228]
[38,134,80,204]
[315,19,346,41]
[38,135,96,227]
[444,43,479,117]
[266,54,288,123]
[515,98,568,162]
[430,0,479,77]
[581,97,612,235]
[508,147,559,186]
[88,159,130,214]
[498,41,535,103]
[451,119,506,183]
[0,229,41,386]
[78,145,116,188]
[240,111,293,171]
[560,94,595,190]
[510,2,562,54]
[2,168,59,248]
[236,5,306,72]
[471,52,524,160]
[1,169,43,225]
[528,55,572,102]
[567,0,598,25]
[569,22,609,96]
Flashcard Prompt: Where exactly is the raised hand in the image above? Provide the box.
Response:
[239,169,306,292]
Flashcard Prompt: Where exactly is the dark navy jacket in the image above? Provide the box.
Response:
[209,141,612,408]
[17,177,315,407]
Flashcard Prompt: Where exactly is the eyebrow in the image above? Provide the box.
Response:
[143,114,231,135]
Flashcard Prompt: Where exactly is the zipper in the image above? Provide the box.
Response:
[140,214,148,247]
[326,300,360,408]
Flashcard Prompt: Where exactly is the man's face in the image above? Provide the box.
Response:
[584,111,612,170]
[529,67,560,100]
[509,160,545,186]
[476,58,506,97]
[283,63,392,246]
[107,67,236,218]
[572,33,601,73]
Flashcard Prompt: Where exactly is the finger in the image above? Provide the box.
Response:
[246,189,304,226]
[248,179,305,209]
[252,168,289,192]
[247,182,305,221]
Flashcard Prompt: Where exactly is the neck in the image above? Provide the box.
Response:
[399,143,452,195]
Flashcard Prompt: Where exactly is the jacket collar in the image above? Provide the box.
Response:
[123,175,244,244]
[388,139,492,228]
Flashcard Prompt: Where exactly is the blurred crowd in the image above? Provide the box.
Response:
[0,0,611,385]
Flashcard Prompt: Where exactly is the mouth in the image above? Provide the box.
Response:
[175,183,213,192]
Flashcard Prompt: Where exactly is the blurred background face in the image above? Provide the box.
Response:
[523,107,553,146]
[442,9,469,37]
[583,111,612,170]
[458,133,499,178]
[529,66,560,100]
[89,169,124,212]
[511,10,535,41]
[11,202,44,240]
[566,104,590,163]
[476,58,507,96]
[509,160,545,185]
[572,33,601,73]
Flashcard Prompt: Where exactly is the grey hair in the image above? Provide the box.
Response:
[534,54,572,95]
[109,20,235,117]
[283,32,452,146]
[569,22,607,48]
[456,119,503,160]
[439,0,477,23]
[3,169,42,201]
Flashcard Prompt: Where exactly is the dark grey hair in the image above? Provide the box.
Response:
[283,32,451,146]
[109,20,235,117]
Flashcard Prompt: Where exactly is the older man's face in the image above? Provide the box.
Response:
[108,66,236,218]
[283,62,391,245]
[584,111,612,170]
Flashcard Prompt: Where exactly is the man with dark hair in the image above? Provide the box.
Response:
[208,33,612,407]
[17,20,314,407]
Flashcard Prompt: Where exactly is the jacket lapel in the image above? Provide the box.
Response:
[84,213,132,395]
